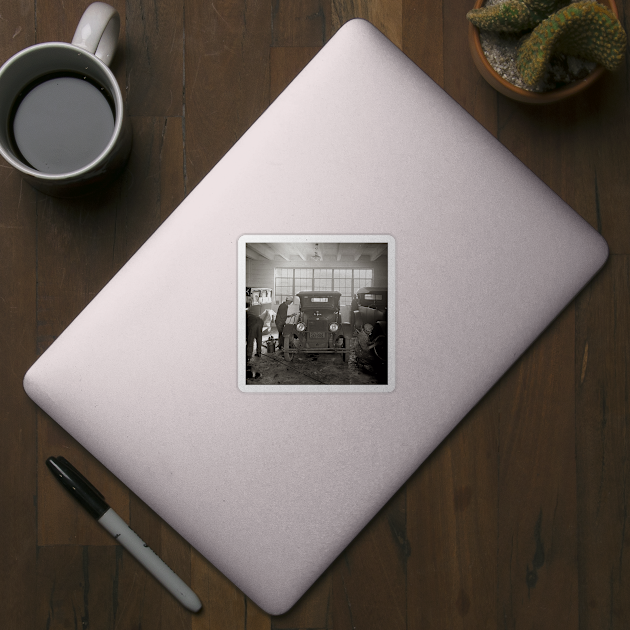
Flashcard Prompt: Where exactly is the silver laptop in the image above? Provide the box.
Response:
[23,19,608,614]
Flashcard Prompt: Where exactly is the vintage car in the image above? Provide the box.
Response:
[282,291,352,362]
[352,287,387,362]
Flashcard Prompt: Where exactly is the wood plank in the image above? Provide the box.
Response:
[112,116,185,271]
[407,391,499,629]
[247,599,271,630]
[402,0,444,88]
[497,305,578,628]
[330,486,407,630]
[271,573,332,629]
[492,75,619,630]
[582,72,630,255]
[126,0,184,117]
[491,33,628,627]
[190,548,261,630]
[492,44,630,253]
[184,0,272,192]
[0,134,38,630]
[36,545,118,630]
[0,0,36,55]
[496,97,598,222]
[443,0,497,132]
[331,0,403,48]
[575,255,630,629]
[191,549,247,630]
[33,188,120,354]
[0,5,38,629]
[36,0,123,45]
[159,117,187,221]
[271,0,331,46]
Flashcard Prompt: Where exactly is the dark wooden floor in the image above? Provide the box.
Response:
[1,0,629,628]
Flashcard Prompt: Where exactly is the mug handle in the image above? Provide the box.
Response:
[71,2,120,67]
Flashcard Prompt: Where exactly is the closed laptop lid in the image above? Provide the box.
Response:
[23,19,608,614]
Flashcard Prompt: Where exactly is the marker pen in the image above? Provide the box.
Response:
[46,456,202,613]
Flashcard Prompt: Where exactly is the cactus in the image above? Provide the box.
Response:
[467,0,568,33]
[516,1,627,85]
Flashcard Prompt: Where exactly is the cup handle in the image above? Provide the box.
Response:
[71,2,120,67]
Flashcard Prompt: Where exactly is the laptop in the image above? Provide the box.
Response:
[23,19,608,614]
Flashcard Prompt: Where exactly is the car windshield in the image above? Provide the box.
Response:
[297,292,341,308]
[302,300,337,309]
[359,290,387,307]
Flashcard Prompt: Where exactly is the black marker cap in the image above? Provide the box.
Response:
[46,456,110,519]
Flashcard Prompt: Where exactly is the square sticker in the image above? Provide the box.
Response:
[238,235,394,392]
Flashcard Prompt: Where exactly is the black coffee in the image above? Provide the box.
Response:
[10,73,115,174]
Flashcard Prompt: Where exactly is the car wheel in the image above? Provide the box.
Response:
[372,335,386,361]
[284,336,293,361]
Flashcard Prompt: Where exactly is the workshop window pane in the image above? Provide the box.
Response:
[353,269,373,294]
[313,277,332,290]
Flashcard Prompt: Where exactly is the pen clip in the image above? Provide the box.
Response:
[54,456,106,501]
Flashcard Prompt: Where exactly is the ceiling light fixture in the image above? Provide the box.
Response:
[311,243,322,262]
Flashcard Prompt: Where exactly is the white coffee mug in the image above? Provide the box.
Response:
[0,2,132,197]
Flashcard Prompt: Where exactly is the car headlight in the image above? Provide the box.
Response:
[329,322,339,332]
[297,322,305,332]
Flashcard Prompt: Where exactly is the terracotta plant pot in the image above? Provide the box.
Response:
[468,0,619,103]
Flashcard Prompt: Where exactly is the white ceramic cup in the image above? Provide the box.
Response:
[0,2,131,197]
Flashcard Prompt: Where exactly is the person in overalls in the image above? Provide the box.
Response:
[275,296,292,345]
[246,310,263,365]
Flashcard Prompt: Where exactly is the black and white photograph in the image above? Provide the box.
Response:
[239,236,394,392]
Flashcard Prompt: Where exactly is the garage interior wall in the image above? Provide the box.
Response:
[246,256,389,305]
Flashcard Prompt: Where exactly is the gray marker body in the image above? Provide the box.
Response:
[99,508,202,612]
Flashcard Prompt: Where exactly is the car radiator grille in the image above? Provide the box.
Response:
[308,319,328,332]
[308,320,328,346]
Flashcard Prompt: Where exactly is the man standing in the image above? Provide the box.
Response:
[275,296,292,346]
[246,309,263,364]
[350,293,359,330]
